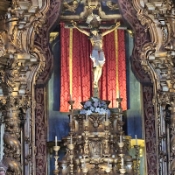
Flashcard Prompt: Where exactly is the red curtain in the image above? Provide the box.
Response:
[72,28,92,109]
[118,30,127,110]
[60,24,127,112]
[100,30,127,110]
[60,23,70,111]
[100,31,117,107]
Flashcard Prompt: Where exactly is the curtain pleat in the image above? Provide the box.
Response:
[60,23,70,112]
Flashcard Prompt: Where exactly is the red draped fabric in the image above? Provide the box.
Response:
[100,30,127,110]
[72,29,92,109]
[118,30,127,110]
[100,31,117,108]
[60,23,70,111]
[60,24,127,112]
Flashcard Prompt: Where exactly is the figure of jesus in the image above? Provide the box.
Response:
[71,21,120,89]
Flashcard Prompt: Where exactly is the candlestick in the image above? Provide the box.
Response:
[55,136,57,146]
[106,159,111,173]
[134,144,140,175]
[53,145,60,175]
[70,114,72,122]
[135,135,138,145]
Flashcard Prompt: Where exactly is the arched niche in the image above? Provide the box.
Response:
[34,0,156,175]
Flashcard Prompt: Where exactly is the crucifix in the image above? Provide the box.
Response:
[71,13,120,97]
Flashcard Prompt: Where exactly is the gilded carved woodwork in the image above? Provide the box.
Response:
[54,98,136,175]
[61,0,122,21]
[0,0,56,174]
[34,0,62,86]
[34,0,62,174]
[0,0,174,174]
[63,0,79,13]
[35,87,47,175]
[132,0,175,174]
[118,0,157,174]
[118,0,151,83]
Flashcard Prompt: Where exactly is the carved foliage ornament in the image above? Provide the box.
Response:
[62,0,119,13]
[0,0,55,174]
[131,0,175,174]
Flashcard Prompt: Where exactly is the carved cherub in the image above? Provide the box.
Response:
[63,0,79,13]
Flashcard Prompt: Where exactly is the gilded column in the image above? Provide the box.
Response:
[0,0,50,174]
[132,0,175,174]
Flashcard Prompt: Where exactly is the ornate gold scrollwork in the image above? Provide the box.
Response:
[0,0,51,174]
[63,0,79,13]
[106,1,119,10]
[132,0,175,174]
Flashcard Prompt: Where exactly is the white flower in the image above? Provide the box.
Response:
[80,109,86,114]
[95,107,100,113]
[86,109,92,115]
[99,108,106,114]
[94,101,98,107]
[85,101,91,107]
[80,97,110,115]
[90,106,95,111]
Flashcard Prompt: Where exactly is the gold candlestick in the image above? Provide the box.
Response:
[68,99,75,112]
[134,145,140,175]
[116,95,123,109]
[105,158,111,173]
[119,154,126,174]
[53,145,60,175]
[81,156,88,175]
[118,137,124,154]
[68,139,75,175]
[82,167,88,175]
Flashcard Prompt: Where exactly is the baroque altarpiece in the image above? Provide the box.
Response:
[0,0,174,175]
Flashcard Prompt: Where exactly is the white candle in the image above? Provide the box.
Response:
[120,135,122,143]
[135,135,138,145]
[118,90,120,98]
[70,135,72,144]
[55,136,57,146]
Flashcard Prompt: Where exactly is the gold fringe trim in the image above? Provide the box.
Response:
[114,29,119,97]
[69,28,73,95]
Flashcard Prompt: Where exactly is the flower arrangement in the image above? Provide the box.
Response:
[80,97,110,115]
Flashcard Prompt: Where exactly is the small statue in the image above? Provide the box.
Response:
[71,20,120,89]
